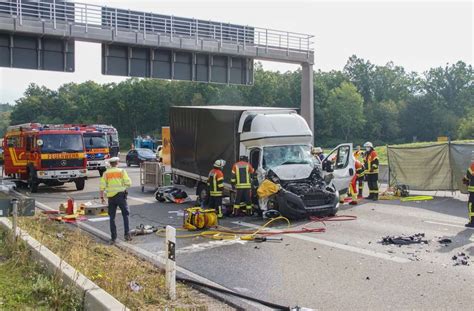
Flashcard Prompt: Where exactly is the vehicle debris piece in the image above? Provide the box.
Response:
[437,238,452,244]
[130,224,159,236]
[381,233,428,245]
[128,281,142,292]
[452,252,470,266]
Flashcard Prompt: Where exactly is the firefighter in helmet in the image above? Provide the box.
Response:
[207,159,226,218]
[231,155,255,216]
[363,142,379,201]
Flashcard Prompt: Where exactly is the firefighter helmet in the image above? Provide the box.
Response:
[363,142,374,149]
[311,147,323,155]
[213,159,226,168]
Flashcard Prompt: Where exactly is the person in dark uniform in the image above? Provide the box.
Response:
[231,156,255,216]
[207,159,226,218]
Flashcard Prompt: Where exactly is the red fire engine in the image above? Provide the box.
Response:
[66,125,111,176]
[3,123,87,192]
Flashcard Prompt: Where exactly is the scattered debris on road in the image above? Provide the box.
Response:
[130,224,159,236]
[437,238,452,244]
[381,233,428,245]
[452,252,470,266]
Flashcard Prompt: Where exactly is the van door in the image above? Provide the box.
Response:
[323,143,354,193]
[249,148,264,184]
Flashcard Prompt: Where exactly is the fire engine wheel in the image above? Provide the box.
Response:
[75,178,85,191]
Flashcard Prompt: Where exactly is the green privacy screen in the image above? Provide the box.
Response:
[388,143,474,193]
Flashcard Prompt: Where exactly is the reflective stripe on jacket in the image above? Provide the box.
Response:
[355,160,365,178]
[231,161,255,189]
[208,168,224,197]
[100,167,131,198]
[364,150,379,174]
[467,163,474,193]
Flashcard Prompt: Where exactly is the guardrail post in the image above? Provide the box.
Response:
[143,12,146,38]
[85,4,88,33]
[11,199,18,241]
[170,15,174,41]
[53,0,56,29]
[115,8,118,34]
[220,22,223,44]
[287,32,289,55]
[165,225,176,300]
[265,29,268,53]
[195,19,199,44]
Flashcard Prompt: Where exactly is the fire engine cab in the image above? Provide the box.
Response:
[3,123,87,192]
[74,125,110,176]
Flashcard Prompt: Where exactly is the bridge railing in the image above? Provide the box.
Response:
[0,0,314,53]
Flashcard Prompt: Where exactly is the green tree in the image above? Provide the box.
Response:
[325,82,365,141]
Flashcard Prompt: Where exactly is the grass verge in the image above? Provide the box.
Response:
[18,215,230,310]
[0,229,81,310]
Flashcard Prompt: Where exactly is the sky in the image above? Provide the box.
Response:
[0,0,472,104]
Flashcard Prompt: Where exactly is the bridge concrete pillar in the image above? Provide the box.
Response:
[300,62,314,136]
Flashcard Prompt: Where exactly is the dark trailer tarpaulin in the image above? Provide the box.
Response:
[388,143,474,193]
[170,106,242,183]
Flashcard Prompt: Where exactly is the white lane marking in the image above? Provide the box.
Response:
[424,220,474,230]
[154,239,247,256]
[88,217,109,223]
[127,196,155,204]
[233,221,410,264]
[168,211,184,217]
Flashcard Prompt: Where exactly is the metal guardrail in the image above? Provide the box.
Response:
[0,0,314,53]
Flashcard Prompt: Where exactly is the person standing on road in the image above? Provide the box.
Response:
[462,159,474,228]
[207,159,226,218]
[100,157,132,244]
[353,145,365,198]
[363,142,379,201]
[349,159,365,205]
[231,156,255,216]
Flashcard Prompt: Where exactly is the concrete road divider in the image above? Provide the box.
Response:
[0,217,128,311]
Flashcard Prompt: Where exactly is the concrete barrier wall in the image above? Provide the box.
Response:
[0,218,128,311]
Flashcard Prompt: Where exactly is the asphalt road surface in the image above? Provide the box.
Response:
[16,164,474,310]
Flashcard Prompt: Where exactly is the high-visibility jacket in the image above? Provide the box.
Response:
[364,150,379,174]
[100,167,131,198]
[465,163,474,193]
[207,168,224,197]
[355,160,365,178]
[231,161,255,189]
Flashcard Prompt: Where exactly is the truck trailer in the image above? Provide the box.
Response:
[170,106,355,218]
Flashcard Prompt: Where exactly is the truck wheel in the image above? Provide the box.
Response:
[75,178,85,191]
[99,168,106,177]
[28,170,38,193]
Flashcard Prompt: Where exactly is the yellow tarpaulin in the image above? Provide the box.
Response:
[257,179,280,198]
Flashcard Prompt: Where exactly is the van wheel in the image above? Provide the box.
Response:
[28,172,38,193]
[75,178,85,191]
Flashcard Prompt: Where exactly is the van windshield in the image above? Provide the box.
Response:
[263,145,314,169]
[84,134,108,149]
[40,134,84,153]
